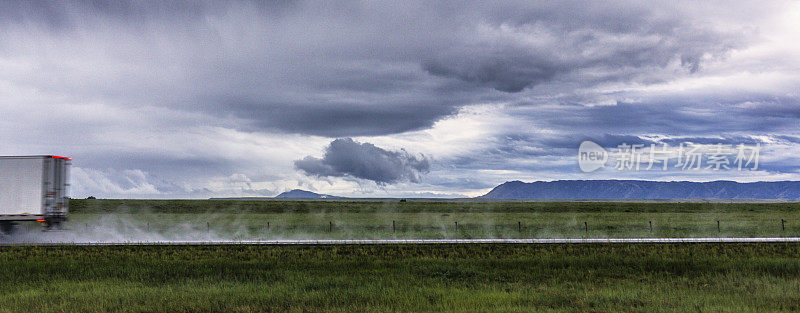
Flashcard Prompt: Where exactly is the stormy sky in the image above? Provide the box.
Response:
[1,1,799,198]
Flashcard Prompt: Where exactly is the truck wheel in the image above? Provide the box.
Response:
[0,222,15,235]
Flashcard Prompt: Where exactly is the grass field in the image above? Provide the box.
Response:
[1,243,800,312]
[59,199,800,240]
[4,200,800,312]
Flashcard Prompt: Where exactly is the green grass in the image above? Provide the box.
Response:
[61,199,800,239]
[1,243,800,312]
[6,200,800,311]
[68,199,800,214]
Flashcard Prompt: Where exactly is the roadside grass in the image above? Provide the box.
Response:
[1,244,800,312]
[69,199,800,214]
[60,199,800,239]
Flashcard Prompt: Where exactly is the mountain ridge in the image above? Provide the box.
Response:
[275,189,344,199]
[480,180,800,199]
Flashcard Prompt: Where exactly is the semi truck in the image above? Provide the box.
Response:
[0,155,70,235]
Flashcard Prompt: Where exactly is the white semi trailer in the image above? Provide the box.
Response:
[0,155,70,234]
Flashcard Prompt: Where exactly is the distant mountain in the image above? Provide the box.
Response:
[480,180,800,200]
[275,189,343,199]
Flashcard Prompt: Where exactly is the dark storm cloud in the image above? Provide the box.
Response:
[544,134,655,150]
[221,98,460,137]
[423,54,562,93]
[481,132,775,163]
[775,136,800,144]
[508,93,800,139]
[2,1,798,196]
[658,136,767,146]
[295,138,430,184]
[420,1,743,93]
[0,0,761,137]
[480,134,654,161]
[474,92,799,162]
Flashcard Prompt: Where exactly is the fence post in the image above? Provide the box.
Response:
[649,221,652,232]
[147,222,150,232]
[455,221,458,232]
[392,220,396,233]
[267,221,270,232]
[717,220,720,233]
[782,219,785,231]
[329,221,332,232]
[518,221,521,232]
[584,221,588,233]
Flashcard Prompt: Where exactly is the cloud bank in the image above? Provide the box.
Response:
[0,1,799,197]
[295,138,430,184]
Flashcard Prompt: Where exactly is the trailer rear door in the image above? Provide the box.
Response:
[0,157,45,215]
